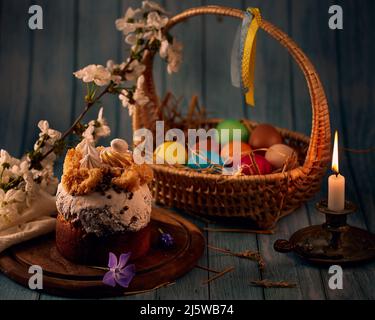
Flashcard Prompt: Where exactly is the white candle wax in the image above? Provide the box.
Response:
[328,174,345,211]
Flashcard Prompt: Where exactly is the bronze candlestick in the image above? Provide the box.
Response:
[274,200,375,265]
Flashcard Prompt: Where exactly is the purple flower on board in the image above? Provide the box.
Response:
[159,228,174,248]
[102,252,136,288]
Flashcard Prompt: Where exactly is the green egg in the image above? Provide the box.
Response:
[215,119,249,145]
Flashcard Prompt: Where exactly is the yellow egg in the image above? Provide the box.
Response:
[154,141,187,165]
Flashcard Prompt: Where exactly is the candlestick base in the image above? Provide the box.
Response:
[274,200,375,266]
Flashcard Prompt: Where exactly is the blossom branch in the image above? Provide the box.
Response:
[36,47,148,167]
[30,1,182,168]
[34,84,112,167]
[1,1,181,215]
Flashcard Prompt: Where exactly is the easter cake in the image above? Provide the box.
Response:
[55,138,153,265]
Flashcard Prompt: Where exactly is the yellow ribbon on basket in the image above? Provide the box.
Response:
[241,8,262,107]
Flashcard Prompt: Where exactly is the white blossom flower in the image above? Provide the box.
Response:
[146,11,168,30]
[159,39,169,58]
[0,150,11,165]
[119,86,147,116]
[82,124,96,144]
[133,75,150,107]
[30,165,57,196]
[106,60,126,83]
[106,60,126,73]
[167,40,183,74]
[92,107,111,140]
[0,150,20,185]
[116,7,144,35]
[125,33,138,46]
[112,75,123,85]
[22,171,35,194]
[74,64,112,86]
[10,160,29,177]
[37,120,61,142]
[142,1,167,14]
[127,104,137,117]
[0,189,26,207]
[1,149,20,168]
[125,60,146,81]
[34,121,61,164]
[119,76,149,116]
[114,2,181,79]
[116,21,137,36]
[105,61,124,84]
[0,121,61,216]
[141,11,168,42]
[142,28,163,42]
[81,108,111,143]
[119,89,131,108]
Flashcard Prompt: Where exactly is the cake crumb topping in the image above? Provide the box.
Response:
[61,140,153,196]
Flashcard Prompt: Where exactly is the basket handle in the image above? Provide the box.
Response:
[136,5,331,169]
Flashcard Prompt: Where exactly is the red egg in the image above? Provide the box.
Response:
[240,154,273,175]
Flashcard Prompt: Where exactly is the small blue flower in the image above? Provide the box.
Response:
[102,252,135,288]
[159,228,174,248]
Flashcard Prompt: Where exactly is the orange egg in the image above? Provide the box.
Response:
[220,141,252,165]
[190,137,220,154]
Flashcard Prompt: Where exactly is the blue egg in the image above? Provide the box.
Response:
[187,150,223,169]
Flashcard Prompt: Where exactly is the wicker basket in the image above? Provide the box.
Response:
[133,6,331,229]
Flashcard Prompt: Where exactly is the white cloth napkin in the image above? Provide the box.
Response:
[0,190,56,254]
[0,216,56,253]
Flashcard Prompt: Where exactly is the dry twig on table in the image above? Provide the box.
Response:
[250,279,297,288]
[208,245,266,271]
[195,265,221,274]
[124,282,175,296]
[202,267,235,285]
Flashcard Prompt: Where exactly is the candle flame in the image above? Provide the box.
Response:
[332,130,339,174]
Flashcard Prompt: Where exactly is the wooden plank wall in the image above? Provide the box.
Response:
[0,0,374,300]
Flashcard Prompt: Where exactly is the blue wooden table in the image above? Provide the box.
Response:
[0,0,374,300]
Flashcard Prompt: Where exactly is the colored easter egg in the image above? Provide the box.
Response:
[215,119,250,145]
[220,141,252,165]
[154,141,187,165]
[240,154,273,175]
[190,137,220,154]
[187,150,223,169]
[265,144,297,169]
[249,124,283,150]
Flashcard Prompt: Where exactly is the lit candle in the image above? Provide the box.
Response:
[328,131,345,211]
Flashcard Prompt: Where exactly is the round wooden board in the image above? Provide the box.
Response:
[0,207,205,298]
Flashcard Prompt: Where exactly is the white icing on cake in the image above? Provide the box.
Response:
[110,139,128,153]
[76,136,102,169]
[56,183,152,234]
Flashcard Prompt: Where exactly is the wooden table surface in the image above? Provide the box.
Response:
[0,0,374,300]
